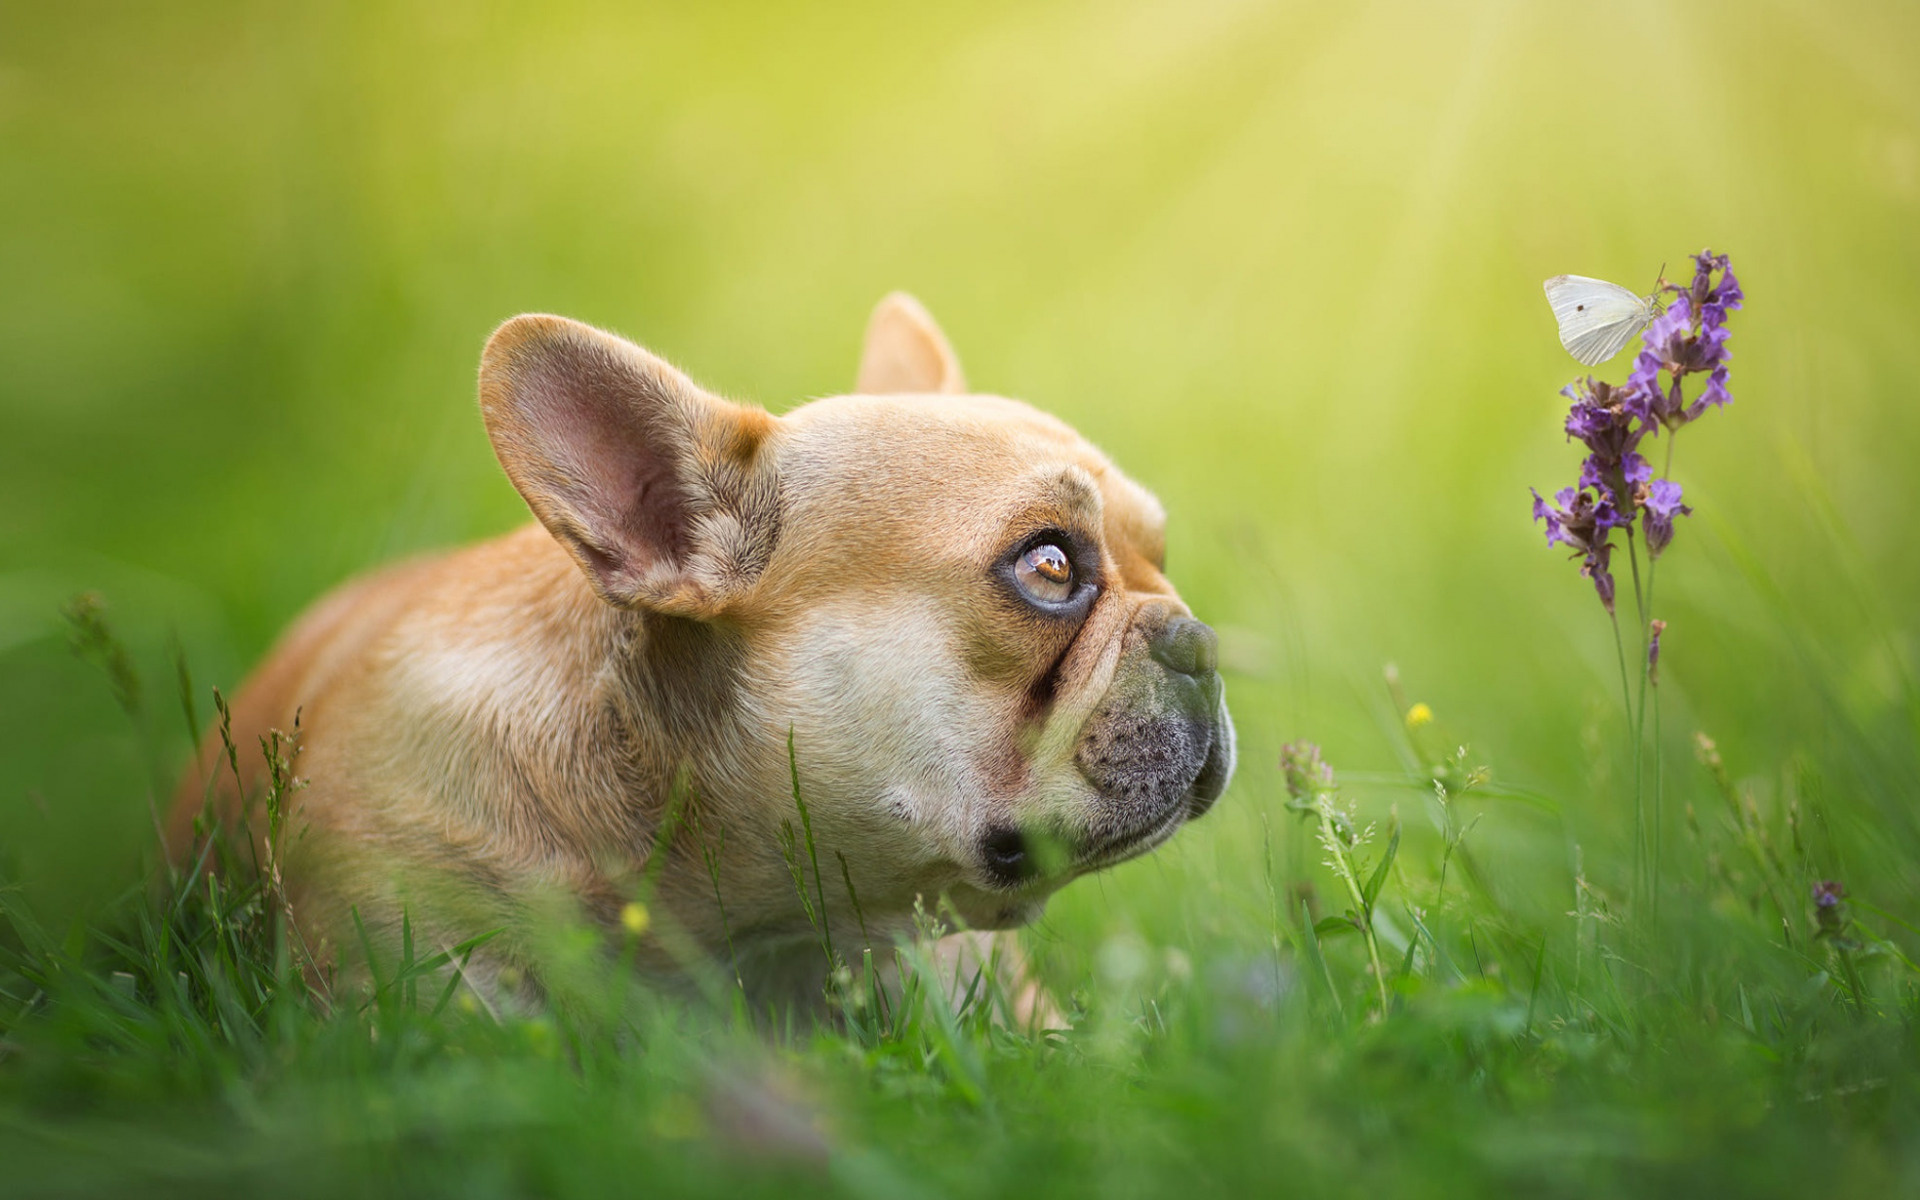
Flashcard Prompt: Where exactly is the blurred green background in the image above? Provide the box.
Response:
[3,0,1918,927]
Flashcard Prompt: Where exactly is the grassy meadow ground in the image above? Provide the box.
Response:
[4,0,1920,1194]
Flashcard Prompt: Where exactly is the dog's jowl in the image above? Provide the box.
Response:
[171,293,1235,1001]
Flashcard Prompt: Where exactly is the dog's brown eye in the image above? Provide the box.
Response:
[1015,543,1074,604]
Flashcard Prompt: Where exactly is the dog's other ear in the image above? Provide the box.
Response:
[479,315,780,617]
[856,292,967,395]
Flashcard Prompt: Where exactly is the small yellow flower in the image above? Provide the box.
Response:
[1405,702,1434,730]
[620,901,651,936]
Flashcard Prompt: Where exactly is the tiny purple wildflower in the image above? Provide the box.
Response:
[1530,488,1567,547]
[1278,741,1335,808]
[1532,486,1624,612]
[1691,249,1743,321]
[1562,377,1653,513]
[1628,297,1691,399]
[1698,366,1732,413]
[1641,478,1692,559]
[1812,880,1849,940]
[1647,618,1666,685]
[1629,249,1744,432]
[1585,543,1617,613]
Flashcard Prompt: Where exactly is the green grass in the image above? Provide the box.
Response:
[4,601,1916,1197]
[5,0,1920,1194]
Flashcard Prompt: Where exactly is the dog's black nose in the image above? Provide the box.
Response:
[1150,616,1218,677]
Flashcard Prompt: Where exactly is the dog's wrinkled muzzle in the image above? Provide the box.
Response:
[974,613,1236,891]
[1069,614,1234,858]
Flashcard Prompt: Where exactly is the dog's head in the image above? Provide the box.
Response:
[479,295,1232,933]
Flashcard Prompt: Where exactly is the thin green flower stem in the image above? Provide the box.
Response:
[1624,525,1650,908]
[1318,799,1390,1016]
[1630,551,1650,908]
[1628,518,1658,902]
[1652,681,1665,914]
[1608,607,1642,902]
[1639,434,1679,916]
[1626,524,1649,629]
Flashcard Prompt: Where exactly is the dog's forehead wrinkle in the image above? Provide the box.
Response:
[1028,465,1102,519]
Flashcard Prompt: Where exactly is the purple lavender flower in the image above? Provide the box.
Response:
[1585,542,1617,613]
[1698,367,1732,412]
[1640,478,1692,558]
[1628,298,1691,397]
[1562,377,1652,512]
[1531,486,1624,613]
[1531,488,1567,546]
[1628,250,1743,431]
[1647,618,1666,684]
[1692,249,1743,321]
[1530,251,1738,613]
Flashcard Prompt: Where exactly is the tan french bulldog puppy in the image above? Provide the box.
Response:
[170,294,1233,1002]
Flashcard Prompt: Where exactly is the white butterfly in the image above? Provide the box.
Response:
[1542,274,1665,367]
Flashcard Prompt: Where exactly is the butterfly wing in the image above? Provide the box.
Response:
[1543,275,1654,367]
[1563,321,1642,367]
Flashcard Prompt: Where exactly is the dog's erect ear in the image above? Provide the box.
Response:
[856,292,967,395]
[479,315,781,616]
